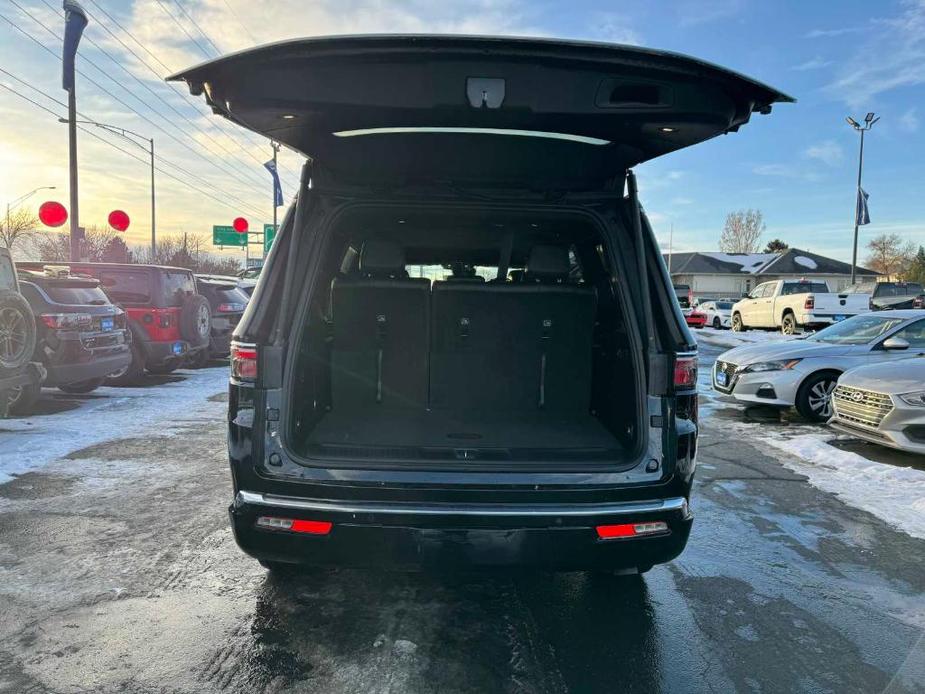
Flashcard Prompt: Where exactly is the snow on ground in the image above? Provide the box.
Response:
[0,367,227,484]
[757,434,925,540]
[694,326,797,350]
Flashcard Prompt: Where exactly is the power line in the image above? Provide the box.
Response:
[222,0,259,46]
[0,69,268,219]
[4,4,279,197]
[80,0,301,185]
[153,0,214,60]
[172,0,222,56]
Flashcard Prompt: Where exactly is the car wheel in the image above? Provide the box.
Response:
[0,290,37,377]
[781,313,798,335]
[107,340,145,386]
[188,348,209,369]
[8,381,41,416]
[732,313,747,332]
[796,371,839,422]
[58,378,104,394]
[179,295,212,348]
[712,317,721,329]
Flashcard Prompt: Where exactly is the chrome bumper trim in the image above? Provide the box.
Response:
[236,491,688,518]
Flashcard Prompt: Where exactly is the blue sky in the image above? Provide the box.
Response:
[1,0,923,263]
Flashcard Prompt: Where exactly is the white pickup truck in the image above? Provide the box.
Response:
[731,279,870,334]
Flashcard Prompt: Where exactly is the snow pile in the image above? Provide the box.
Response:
[0,368,228,484]
[700,252,778,273]
[758,433,925,540]
[695,327,797,349]
[794,255,818,269]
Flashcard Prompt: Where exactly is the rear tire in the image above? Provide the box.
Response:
[180,295,212,348]
[795,371,840,422]
[732,313,747,332]
[8,381,41,416]
[781,313,798,335]
[0,290,36,377]
[712,316,722,329]
[107,340,145,386]
[58,378,104,394]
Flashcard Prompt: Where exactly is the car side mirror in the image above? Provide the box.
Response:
[882,337,910,351]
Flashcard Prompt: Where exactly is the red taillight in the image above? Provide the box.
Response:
[256,516,332,535]
[230,341,258,381]
[674,356,697,389]
[596,521,668,539]
[804,295,815,310]
[217,302,246,313]
[40,312,92,329]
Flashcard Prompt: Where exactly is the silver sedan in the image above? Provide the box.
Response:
[830,357,925,454]
[712,311,925,422]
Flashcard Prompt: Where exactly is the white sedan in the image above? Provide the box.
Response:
[712,311,925,422]
[699,300,733,329]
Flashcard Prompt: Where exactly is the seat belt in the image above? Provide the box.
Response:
[375,313,387,403]
[497,230,515,282]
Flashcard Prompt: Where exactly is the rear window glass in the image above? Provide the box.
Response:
[716,302,733,309]
[875,283,923,297]
[406,265,497,283]
[781,282,828,295]
[100,270,151,304]
[0,256,14,290]
[209,286,250,304]
[162,270,196,307]
[46,284,110,305]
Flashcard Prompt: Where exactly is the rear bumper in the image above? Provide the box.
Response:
[229,491,693,570]
[41,337,131,386]
[140,339,189,366]
[45,350,131,385]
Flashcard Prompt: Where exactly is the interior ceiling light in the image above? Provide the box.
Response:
[281,114,296,119]
[660,127,677,133]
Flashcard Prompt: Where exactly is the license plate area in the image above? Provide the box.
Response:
[100,317,114,331]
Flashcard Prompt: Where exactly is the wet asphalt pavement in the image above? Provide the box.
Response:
[0,359,923,693]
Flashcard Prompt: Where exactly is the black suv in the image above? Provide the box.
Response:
[194,274,250,362]
[0,249,43,417]
[10,267,132,413]
[847,281,925,311]
[172,36,789,574]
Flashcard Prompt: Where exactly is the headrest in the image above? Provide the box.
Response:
[525,245,569,281]
[360,240,405,276]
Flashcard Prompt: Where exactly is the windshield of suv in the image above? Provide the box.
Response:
[0,255,14,290]
[162,270,196,307]
[806,315,908,344]
[100,270,151,304]
[780,281,829,295]
[46,284,110,305]
[716,301,733,310]
[876,283,923,297]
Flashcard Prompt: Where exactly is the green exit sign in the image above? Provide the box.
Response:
[264,223,277,253]
[213,225,247,247]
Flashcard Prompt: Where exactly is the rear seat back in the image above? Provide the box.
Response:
[330,241,430,409]
[431,246,596,413]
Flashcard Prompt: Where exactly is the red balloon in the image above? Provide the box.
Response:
[38,201,68,227]
[108,209,130,232]
[233,217,249,233]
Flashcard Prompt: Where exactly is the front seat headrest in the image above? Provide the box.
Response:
[525,245,570,282]
[360,240,405,278]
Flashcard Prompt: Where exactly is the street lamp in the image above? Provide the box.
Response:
[5,186,56,234]
[59,118,155,257]
[846,112,879,284]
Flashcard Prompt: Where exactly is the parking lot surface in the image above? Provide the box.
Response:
[0,361,923,693]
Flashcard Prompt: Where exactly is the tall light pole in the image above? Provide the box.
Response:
[846,112,879,284]
[59,118,155,257]
[62,0,88,261]
[6,186,56,230]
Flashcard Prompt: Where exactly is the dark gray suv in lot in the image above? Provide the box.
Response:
[172,35,789,574]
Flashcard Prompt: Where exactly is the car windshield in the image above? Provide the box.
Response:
[716,302,733,310]
[46,284,110,305]
[806,315,909,344]
[780,282,828,295]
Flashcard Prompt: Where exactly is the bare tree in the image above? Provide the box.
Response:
[865,233,916,278]
[719,209,766,253]
[133,232,241,275]
[31,226,120,262]
[0,208,38,251]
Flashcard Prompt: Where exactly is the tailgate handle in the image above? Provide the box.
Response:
[467,77,505,109]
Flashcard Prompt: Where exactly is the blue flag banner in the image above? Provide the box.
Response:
[264,159,284,207]
[856,187,870,226]
[62,1,88,91]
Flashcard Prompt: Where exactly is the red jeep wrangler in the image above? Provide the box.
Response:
[19,263,211,383]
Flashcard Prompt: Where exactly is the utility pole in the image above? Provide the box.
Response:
[149,136,156,259]
[846,112,879,284]
[668,222,674,273]
[62,1,87,262]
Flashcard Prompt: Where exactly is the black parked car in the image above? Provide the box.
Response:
[172,35,790,574]
[194,274,250,363]
[9,267,131,413]
[847,281,925,311]
[0,249,43,417]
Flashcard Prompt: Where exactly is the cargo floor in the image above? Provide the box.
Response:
[307,407,621,453]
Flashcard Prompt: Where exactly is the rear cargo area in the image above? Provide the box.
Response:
[286,206,643,467]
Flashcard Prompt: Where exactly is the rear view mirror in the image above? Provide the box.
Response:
[882,337,910,351]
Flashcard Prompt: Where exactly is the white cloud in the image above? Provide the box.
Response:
[823,1,925,106]
[671,197,694,206]
[803,140,844,166]
[590,12,642,45]
[752,163,822,182]
[804,27,863,39]
[676,0,744,27]
[900,107,920,132]
[791,56,833,71]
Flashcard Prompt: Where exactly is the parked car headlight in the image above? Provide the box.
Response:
[899,391,925,407]
[741,359,802,373]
